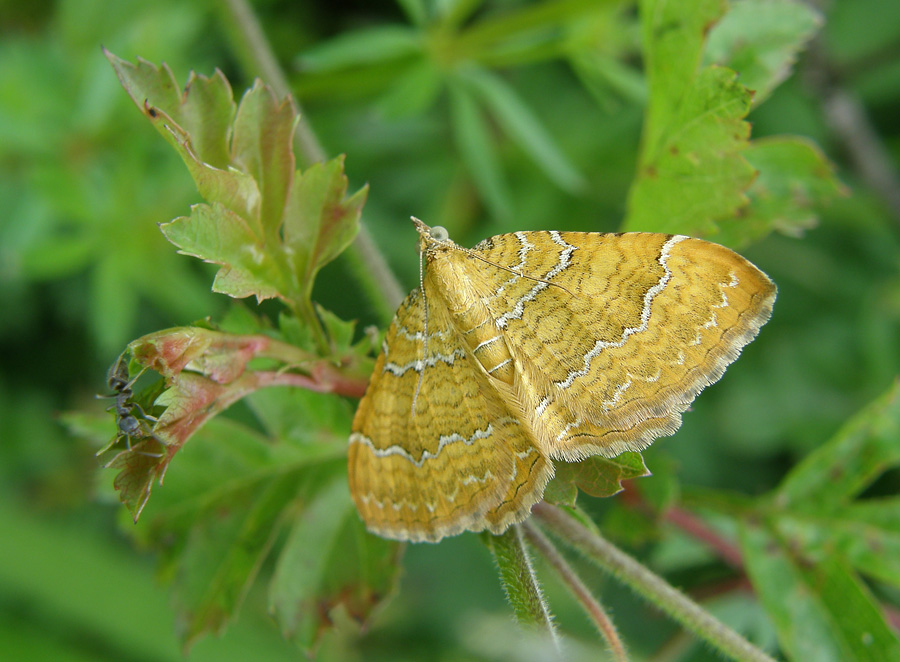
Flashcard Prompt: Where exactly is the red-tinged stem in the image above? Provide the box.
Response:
[533,502,776,662]
[622,485,746,570]
[522,520,628,662]
[663,506,745,569]
[252,369,368,398]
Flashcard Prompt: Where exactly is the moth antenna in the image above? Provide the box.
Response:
[456,245,575,297]
[411,246,427,418]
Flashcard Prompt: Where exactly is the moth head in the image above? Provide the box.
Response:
[411,216,451,254]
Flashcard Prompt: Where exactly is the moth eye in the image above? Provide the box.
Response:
[430,226,449,242]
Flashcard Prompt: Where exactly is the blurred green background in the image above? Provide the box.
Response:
[2,0,899,659]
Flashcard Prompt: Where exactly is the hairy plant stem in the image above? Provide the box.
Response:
[484,526,560,650]
[533,503,776,662]
[219,0,406,324]
[522,520,628,662]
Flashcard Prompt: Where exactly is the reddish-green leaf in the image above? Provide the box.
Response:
[104,49,235,167]
[230,82,297,236]
[106,51,368,308]
[105,49,259,219]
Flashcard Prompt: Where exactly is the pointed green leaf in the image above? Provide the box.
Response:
[775,381,900,508]
[270,477,402,653]
[282,155,367,299]
[296,25,421,72]
[161,203,285,301]
[448,81,512,219]
[461,66,586,194]
[231,82,297,235]
[705,0,823,107]
[740,520,900,662]
[543,465,579,507]
[376,59,443,118]
[173,471,301,645]
[315,303,358,353]
[625,0,755,236]
[774,499,900,590]
[545,453,649,507]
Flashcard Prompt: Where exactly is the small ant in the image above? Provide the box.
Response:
[98,352,159,453]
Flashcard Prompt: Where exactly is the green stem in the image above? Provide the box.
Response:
[533,503,776,662]
[220,0,325,165]
[483,526,559,649]
[522,521,628,662]
[218,0,406,321]
[296,297,331,356]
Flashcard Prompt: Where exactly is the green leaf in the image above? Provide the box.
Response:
[544,453,649,506]
[132,419,345,545]
[624,0,755,236]
[269,477,402,653]
[173,471,302,645]
[230,82,297,235]
[315,304,358,354]
[448,81,512,219]
[572,453,649,498]
[774,499,900,590]
[104,49,236,168]
[282,155,367,301]
[542,470,579,507]
[376,59,443,118]
[775,381,900,508]
[460,66,586,194]
[123,414,350,645]
[724,383,900,660]
[715,137,846,247]
[161,203,285,301]
[740,520,900,662]
[107,52,369,309]
[245,384,353,445]
[104,50,260,219]
[705,0,823,107]
[296,25,422,72]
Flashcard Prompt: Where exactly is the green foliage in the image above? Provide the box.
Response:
[106,52,367,319]
[736,382,900,660]
[4,0,900,660]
